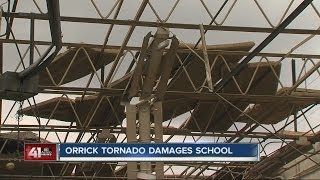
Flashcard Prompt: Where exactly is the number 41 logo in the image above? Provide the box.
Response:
[25,144,56,161]
[28,147,42,158]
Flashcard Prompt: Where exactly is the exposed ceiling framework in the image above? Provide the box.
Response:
[0,0,320,179]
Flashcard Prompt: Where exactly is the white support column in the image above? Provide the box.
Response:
[125,104,138,179]
[138,102,152,177]
[153,101,164,179]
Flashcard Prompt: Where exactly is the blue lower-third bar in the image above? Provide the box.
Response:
[58,143,260,162]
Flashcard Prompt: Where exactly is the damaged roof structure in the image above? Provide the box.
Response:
[1,0,320,179]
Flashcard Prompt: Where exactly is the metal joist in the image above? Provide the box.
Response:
[1,39,320,59]
[214,0,314,92]
[3,12,320,35]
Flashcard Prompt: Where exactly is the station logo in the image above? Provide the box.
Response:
[24,143,57,161]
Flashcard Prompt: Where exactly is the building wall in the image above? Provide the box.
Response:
[279,142,320,179]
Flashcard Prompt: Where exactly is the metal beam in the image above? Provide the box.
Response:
[199,24,213,91]
[36,86,320,104]
[214,0,314,92]
[104,0,149,86]
[0,124,315,140]
[1,39,320,59]
[3,12,320,35]
[5,0,18,39]
[288,60,320,94]
[18,0,62,79]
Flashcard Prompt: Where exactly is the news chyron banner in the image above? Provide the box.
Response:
[25,143,260,161]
